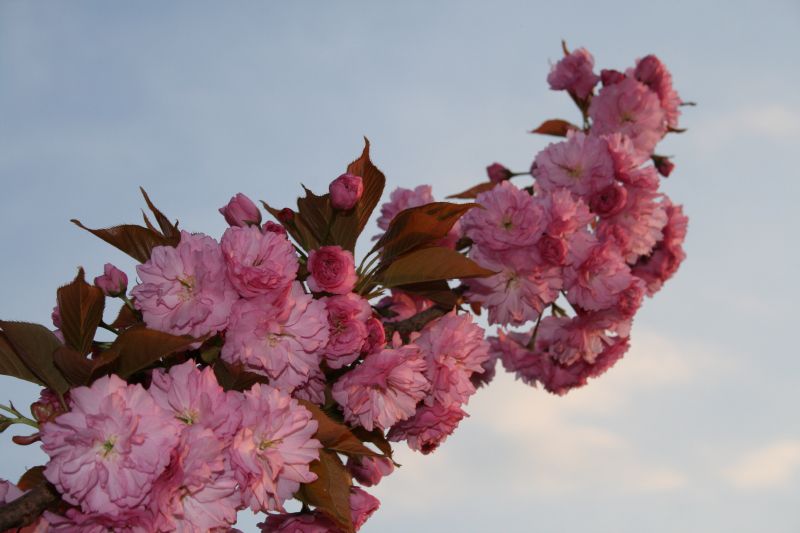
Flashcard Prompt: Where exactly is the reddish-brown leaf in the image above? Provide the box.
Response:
[446,181,496,199]
[377,247,495,288]
[70,221,174,263]
[212,360,270,391]
[139,187,180,241]
[100,326,198,378]
[0,322,69,395]
[351,427,394,459]
[395,280,460,308]
[56,268,105,356]
[530,119,580,137]
[299,400,381,458]
[0,333,41,386]
[372,202,478,265]
[296,450,353,533]
[345,138,386,250]
[110,304,141,330]
[53,345,92,386]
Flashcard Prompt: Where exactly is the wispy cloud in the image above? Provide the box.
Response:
[723,440,800,489]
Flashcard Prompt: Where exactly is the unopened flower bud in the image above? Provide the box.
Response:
[219,193,262,227]
[329,173,364,210]
[653,155,675,177]
[600,69,626,86]
[486,163,513,183]
[94,263,128,297]
[589,183,628,217]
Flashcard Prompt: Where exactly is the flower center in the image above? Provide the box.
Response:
[176,409,199,425]
[259,437,281,451]
[100,436,117,458]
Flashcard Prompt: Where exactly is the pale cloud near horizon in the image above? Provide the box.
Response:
[723,440,800,490]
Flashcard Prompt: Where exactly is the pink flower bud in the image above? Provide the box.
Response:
[219,193,262,227]
[262,221,287,235]
[589,183,628,217]
[307,246,357,295]
[537,235,568,265]
[363,317,386,355]
[94,263,128,297]
[600,69,626,86]
[653,155,675,177]
[277,208,295,224]
[346,456,395,487]
[486,162,512,183]
[329,173,364,210]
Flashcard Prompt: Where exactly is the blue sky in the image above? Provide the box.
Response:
[1,1,798,531]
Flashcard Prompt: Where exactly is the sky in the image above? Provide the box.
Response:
[0,1,798,531]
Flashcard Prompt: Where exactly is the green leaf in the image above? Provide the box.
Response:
[296,450,353,533]
[56,268,105,356]
[529,119,580,137]
[300,400,382,458]
[446,181,496,199]
[0,322,70,395]
[377,247,495,288]
[100,326,198,379]
[373,202,478,265]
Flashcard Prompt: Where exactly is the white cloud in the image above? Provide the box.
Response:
[692,103,800,152]
[723,440,800,489]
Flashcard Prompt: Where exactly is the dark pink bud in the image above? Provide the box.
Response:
[589,183,628,217]
[262,221,287,235]
[486,162,513,183]
[277,208,295,224]
[600,69,626,86]
[12,433,41,446]
[537,235,568,265]
[329,173,364,210]
[51,305,62,329]
[219,193,262,227]
[653,155,675,177]
[94,263,128,297]
[363,317,386,355]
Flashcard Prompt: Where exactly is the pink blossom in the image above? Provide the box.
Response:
[654,155,675,177]
[416,311,490,407]
[363,317,386,355]
[221,225,298,300]
[537,188,593,238]
[633,55,682,128]
[470,349,499,389]
[151,428,240,532]
[41,375,180,517]
[346,456,395,487]
[547,47,600,99]
[376,185,435,232]
[307,246,357,295]
[332,344,429,431]
[603,132,650,178]
[350,487,380,531]
[564,234,634,311]
[230,384,321,512]
[45,508,153,532]
[486,162,512,183]
[600,68,626,86]
[263,220,288,235]
[378,290,433,322]
[537,234,569,265]
[94,263,128,297]
[596,186,668,262]
[532,132,615,197]
[589,183,628,217]
[259,513,336,532]
[291,366,327,405]
[387,402,467,454]
[222,282,329,391]
[132,231,239,339]
[329,173,364,210]
[461,181,547,251]
[589,77,666,158]
[322,293,372,369]
[149,360,242,438]
[465,247,561,326]
[219,193,262,227]
[632,198,688,295]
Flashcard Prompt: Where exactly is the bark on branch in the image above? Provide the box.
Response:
[0,483,58,530]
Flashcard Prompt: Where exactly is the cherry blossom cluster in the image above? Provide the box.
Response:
[0,45,688,532]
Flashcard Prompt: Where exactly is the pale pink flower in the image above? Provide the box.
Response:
[387,402,467,454]
[564,234,634,311]
[350,487,380,531]
[41,375,180,517]
[329,173,364,210]
[603,132,650,179]
[222,282,329,391]
[259,513,336,532]
[132,231,239,339]
[532,132,615,197]
[633,55,682,128]
[632,198,688,295]
[590,77,666,158]
[322,294,372,369]
[292,366,327,406]
[94,263,128,297]
[465,247,561,326]
[332,344,429,431]
[149,360,242,438]
[461,181,547,251]
[219,193,262,227]
[376,185,435,232]
[221,225,298,300]
[151,428,240,532]
[416,311,490,407]
[307,245,357,295]
[230,384,321,512]
[547,47,600,99]
[596,186,668,262]
[363,317,386,355]
[45,508,153,532]
[346,456,395,487]
[537,188,594,238]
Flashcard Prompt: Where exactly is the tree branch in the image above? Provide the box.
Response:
[0,483,58,530]
[383,306,448,341]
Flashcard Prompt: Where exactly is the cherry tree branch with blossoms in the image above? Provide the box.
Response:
[0,42,689,532]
